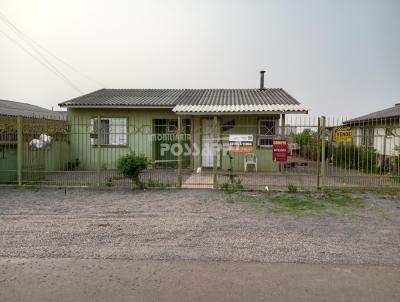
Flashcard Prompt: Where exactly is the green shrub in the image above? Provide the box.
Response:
[292,129,321,160]
[117,153,148,189]
[220,182,232,193]
[220,179,244,193]
[390,156,400,176]
[292,129,333,162]
[105,177,114,187]
[288,184,298,193]
[332,144,378,173]
[235,179,244,190]
[293,128,314,146]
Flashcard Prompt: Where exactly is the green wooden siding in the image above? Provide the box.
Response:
[68,108,280,172]
[0,145,17,183]
[0,117,70,184]
[68,108,179,170]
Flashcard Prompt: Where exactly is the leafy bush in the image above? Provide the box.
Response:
[288,184,298,193]
[293,128,314,146]
[105,177,114,187]
[117,153,148,188]
[292,129,321,160]
[292,128,332,161]
[332,144,378,173]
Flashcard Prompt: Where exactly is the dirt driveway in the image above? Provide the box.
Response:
[1,188,400,301]
[1,188,400,265]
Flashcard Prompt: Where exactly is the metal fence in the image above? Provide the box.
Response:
[1,114,399,190]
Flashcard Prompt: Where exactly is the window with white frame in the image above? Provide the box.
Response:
[258,119,276,147]
[91,117,128,146]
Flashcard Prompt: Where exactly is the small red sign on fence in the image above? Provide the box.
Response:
[272,138,288,162]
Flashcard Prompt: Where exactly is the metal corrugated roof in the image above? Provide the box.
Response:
[173,89,307,113]
[59,89,184,107]
[0,99,67,120]
[344,103,400,124]
[59,88,308,114]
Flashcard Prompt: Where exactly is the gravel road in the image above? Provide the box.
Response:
[0,188,399,265]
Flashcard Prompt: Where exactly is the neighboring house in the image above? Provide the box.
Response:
[344,103,400,157]
[59,74,308,172]
[0,99,66,120]
[0,99,68,183]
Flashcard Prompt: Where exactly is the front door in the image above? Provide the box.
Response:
[201,119,220,168]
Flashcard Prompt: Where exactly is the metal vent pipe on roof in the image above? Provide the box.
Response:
[259,70,266,90]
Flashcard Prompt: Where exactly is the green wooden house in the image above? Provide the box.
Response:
[59,75,308,173]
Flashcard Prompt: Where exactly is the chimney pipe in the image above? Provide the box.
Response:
[259,70,266,90]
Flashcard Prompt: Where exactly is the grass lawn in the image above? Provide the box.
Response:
[223,190,381,217]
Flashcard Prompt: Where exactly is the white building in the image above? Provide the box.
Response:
[345,103,400,156]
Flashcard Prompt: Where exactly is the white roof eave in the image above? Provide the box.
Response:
[173,104,309,114]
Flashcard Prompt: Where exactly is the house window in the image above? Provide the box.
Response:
[258,119,276,147]
[167,120,178,133]
[361,127,374,147]
[91,117,127,146]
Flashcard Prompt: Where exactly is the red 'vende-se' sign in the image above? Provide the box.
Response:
[272,138,288,162]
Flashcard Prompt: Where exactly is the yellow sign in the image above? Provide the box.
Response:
[333,126,352,142]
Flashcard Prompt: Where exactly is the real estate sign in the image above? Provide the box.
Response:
[333,126,352,142]
[228,134,254,153]
[272,138,288,162]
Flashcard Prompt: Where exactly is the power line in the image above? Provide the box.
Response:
[0,28,84,93]
[0,11,104,88]
[0,12,84,93]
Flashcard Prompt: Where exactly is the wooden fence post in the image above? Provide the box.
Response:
[280,113,286,172]
[316,117,321,190]
[177,115,183,188]
[96,115,101,186]
[213,116,218,189]
[17,116,23,186]
[320,116,326,189]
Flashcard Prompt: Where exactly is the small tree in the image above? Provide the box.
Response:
[117,153,148,188]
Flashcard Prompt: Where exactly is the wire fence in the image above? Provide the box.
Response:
[0,114,399,190]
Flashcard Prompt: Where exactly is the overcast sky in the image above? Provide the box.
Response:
[0,0,399,116]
